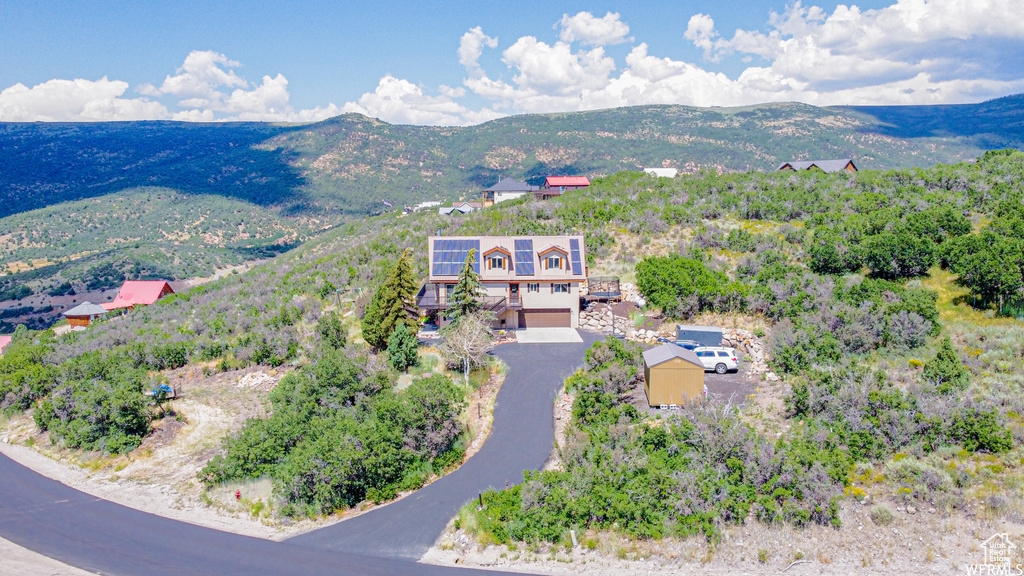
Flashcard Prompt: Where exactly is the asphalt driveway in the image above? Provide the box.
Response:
[0,334,603,574]
[288,332,601,560]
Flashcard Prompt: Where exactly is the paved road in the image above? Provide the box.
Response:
[0,335,601,574]
[288,334,600,560]
[0,452,512,576]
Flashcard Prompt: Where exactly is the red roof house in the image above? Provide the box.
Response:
[0,335,11,355]
[539,176,590,199]
[102,281,175,311]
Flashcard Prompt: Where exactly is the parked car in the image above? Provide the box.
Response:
[658,337,702,350]
[694,347,738,374]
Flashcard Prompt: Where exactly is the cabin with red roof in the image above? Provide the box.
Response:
[538,176,590,199]
[102,281,175,312]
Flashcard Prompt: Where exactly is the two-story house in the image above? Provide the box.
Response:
[417,235,587,329]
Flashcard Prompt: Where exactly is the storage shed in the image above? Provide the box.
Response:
[63,301,108,328]
[643,344,705,407]
[676,324,723,347]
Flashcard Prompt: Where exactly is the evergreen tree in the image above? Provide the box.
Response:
[387,322,419,372]
[317,312,347,350]
[924,336,970,394]
[447,249,484,325]
[362,249,418,350]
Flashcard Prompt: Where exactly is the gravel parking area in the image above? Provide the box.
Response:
[630,360,757,413]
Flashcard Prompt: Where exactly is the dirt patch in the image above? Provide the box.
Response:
[425,502,1022,575]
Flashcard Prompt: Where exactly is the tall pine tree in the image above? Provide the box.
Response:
[363,249,418,350]
[447,248,484,325]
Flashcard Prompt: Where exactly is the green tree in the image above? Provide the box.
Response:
[447,249,484,325]
[317,312,347,350]
[859,232,936,279]
[943,231,1024,312]
[362,249,418,350]
[923,336,970,394]
[387,322,419,372]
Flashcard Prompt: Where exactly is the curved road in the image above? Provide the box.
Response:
[0,336,599,575]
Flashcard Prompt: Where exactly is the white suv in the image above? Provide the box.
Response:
[694,347,738,374]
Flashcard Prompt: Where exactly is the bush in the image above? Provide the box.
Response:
[869,505,894,526]
[636,255,746,317]
[387,322,419,372]
[923,336,969,394]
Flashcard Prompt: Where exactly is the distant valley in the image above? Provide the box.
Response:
[1,95,1022,328]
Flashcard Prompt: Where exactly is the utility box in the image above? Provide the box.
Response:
[676,324,722,347]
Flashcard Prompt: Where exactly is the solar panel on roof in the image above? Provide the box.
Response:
[514,239,535,276]
[569,238,583,275]
[432,238,481,276]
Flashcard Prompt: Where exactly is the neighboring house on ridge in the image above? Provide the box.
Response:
[482,177,538,206]
[63,301,107,328]
[102,280,175,312]
[439,202,475,216]
[644,168,678,178]
[776,159,858,173]
[538,176,590,199]
[417,235,587,329]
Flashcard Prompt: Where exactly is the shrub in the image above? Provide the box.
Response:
[923,336,969,394]
[869,505,894,526]
[387,322,419,372]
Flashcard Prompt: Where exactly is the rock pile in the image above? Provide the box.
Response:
[721,328,778,382]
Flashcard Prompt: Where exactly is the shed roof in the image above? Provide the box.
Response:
[544,176,590,187]
[0,335,11,355]
[643,343,703,369]
[676,324,723,334]
[102,281,174,310]
[776,159,855,173]
[63,302,108,317]
[485,177,538,192]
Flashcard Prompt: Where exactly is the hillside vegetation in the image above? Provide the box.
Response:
[3,151,1024,538]
[3,98,1022,321]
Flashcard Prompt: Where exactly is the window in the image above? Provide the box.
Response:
[488,255,505,270]
[553,283,569,293]
[695,351,706,357]
[545,255,562,269]
[527,283,540,293]
[445,284,454,300]
[717,351,730,357]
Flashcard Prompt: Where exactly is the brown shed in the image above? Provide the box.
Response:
[642,344,705,407]
[62,301,107,328]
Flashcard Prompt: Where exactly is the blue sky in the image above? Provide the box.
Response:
[1,0,1022,125]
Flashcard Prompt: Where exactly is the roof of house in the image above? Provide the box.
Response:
[643,343,703,369]
[776,159,856,173]
[644,168,678,178]
[485,177,539,192]
[544,176,590,187]
[63,302,108,317]
[0,335,11,355]
[439,204,474,215]
[102,281,174,311]
[427,235,586,280]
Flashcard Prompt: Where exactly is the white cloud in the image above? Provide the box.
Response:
[558,12,631,46]
[0,77,168,121]
[342,75,504,126]
[458,27,498,78]
[146,50,247,98]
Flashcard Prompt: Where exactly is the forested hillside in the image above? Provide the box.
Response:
[3,151,1024,556]
[2,97,1022,326]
